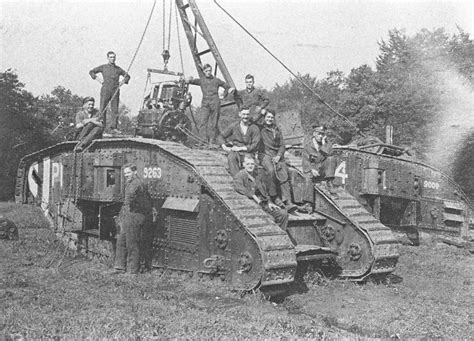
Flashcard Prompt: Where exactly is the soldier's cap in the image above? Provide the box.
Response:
[83,96,95,104]
[201,63,212,71]
[312,124,326,133]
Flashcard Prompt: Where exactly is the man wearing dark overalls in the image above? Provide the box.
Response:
[89,51,130,134]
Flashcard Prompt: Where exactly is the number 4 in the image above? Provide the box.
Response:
[335,161,348,185]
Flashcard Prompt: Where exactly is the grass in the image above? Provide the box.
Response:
[1,202,472,339]
[0,202,49,229]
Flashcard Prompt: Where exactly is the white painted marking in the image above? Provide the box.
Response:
[42,158,51,216]
[27,163,39,198]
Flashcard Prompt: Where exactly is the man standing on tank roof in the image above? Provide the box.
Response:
[235,74,269,124]
[186,63,234,143]
[114,163,153,274]
[89,51,130,134]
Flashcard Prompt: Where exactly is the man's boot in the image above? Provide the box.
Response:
[283,200,298,214]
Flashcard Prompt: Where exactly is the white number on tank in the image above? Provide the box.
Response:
[143,167,162,179]
[334,161,348,185]
[423,180,440,190]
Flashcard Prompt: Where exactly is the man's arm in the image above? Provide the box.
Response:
[320,140,333,156]
[126,180,141,209]
[89,65,102,79]
[217,78,234,97]
[75,112,87,129]
[186,77,201,86]
[217,78,230,91]
[249,111,264,126]
[245,126,261,153]
[258,89,270,109]
[276,128,285,160]
[118,67,130,84]
[89,117,103,128]
[302,137,314,173]
[217,123,235,149]
[234,90,243,108]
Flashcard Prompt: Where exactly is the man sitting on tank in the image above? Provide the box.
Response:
[217,106,261,176]
[254,110,296,212]
[74,96,103,152]
[233,153,289,231]
[299,125,338,213]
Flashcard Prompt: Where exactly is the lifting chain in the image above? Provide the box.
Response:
[161,0,173,69]
[175,1,185,75]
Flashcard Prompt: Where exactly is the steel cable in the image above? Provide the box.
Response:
[94,0,157,122]
[167,0,173,50]
[213,0,363,136]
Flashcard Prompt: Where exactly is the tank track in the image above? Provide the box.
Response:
[286,154,398,279]
[319,187,399,278]
[132,139,297,290]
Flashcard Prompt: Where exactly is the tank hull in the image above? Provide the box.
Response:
[16,138,399,291]
[287,145,473,243]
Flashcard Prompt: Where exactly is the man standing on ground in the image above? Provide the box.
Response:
[217,107,261,176]
[89,51,130,134]
[233,154,289,231]
[186,64,234,143]
[74,97,103,151]
[114,163,153,274]
[235,74,269,124]
[300,125,338,213]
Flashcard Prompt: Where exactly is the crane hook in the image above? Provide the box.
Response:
[162,49,170,70]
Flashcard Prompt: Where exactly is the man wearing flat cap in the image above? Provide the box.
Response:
[300,125,338,213]
[74,97,103,151]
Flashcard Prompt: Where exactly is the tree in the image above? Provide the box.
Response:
[37,86,84,141]
[268,27,473,160]
[0,70,55,200]
[0,72,95,200]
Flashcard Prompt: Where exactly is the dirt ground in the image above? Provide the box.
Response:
[1,203,473,339]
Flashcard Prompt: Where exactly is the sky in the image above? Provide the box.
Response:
[1,0,473,114]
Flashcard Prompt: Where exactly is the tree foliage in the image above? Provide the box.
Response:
[0,70,56,200]
[270,28,473,155]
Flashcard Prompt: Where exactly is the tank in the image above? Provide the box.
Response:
[277,112,473,245]
[15,138,399,293]
[333,143,472,243]
[285,140,473,245]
